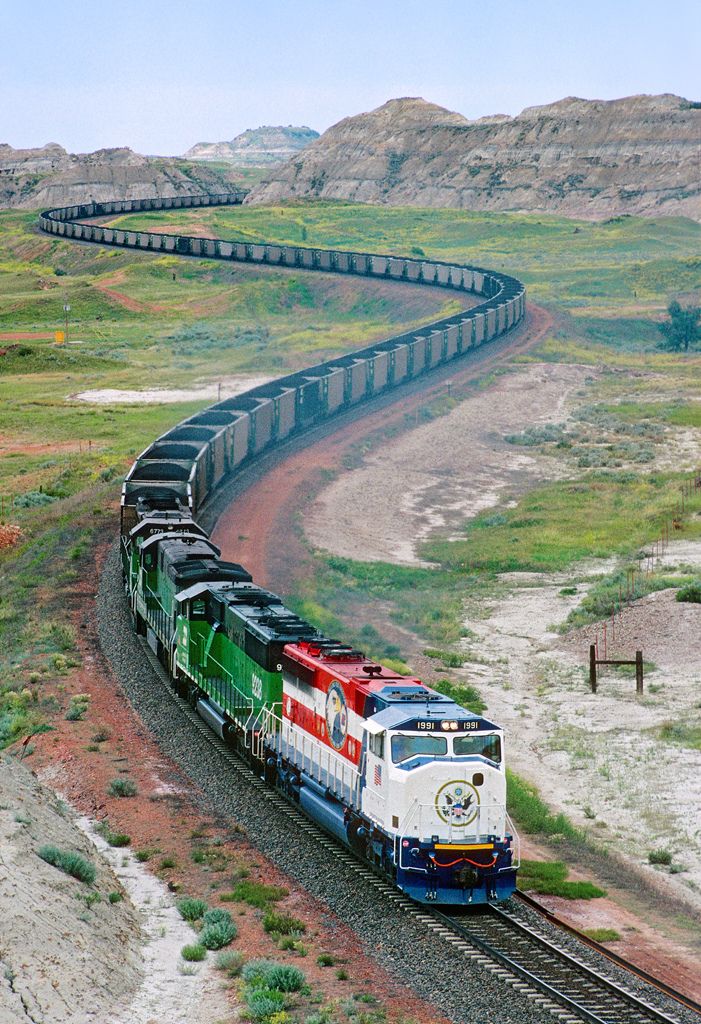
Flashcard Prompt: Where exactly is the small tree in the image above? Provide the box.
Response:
[657,301,701,352]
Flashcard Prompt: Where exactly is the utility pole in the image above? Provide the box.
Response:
[63,293,71,344]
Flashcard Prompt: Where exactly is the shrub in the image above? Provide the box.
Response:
[242,959,283,987]
[245,988,286,1021]
[38,845,96,885]
[215,949,244,976]
[135,849,151,862]
[648,849,673,866]
[177,897,208,922]
[159,856,176,869]
[263,910,306,936]
[202,907,233,927]
[65,699,88,722]
[231,879,288,908]
[108,891,123,904]
[108,777,138,798]
[266,964,305,992]
[336,968,349,981]
[105,831,131,848]
[677,581,701,603]
[200,920,237,949]
[14,491,56,509]
[181,944,207,962]
[317,953,335,967]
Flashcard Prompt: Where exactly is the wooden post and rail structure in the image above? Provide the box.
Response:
[590,645,643,694]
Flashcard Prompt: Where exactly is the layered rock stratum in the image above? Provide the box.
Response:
[183,125,319,164]
[0,144,239,209]
[248,95,701,220]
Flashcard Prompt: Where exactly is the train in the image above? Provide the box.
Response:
[40,194,524,905]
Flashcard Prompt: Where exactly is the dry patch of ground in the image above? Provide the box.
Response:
[306,362,594,565]
[456,541,701,915]
[71,374,272,405]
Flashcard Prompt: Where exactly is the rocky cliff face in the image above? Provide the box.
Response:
[248,95,701,220]
[184,125,319,165]
[0,144,240,210]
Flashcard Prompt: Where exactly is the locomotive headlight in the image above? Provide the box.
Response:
[441,720,458,731]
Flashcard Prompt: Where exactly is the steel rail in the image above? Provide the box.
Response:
[516,890,701,1018]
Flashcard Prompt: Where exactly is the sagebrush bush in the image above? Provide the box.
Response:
[200,920,237,949]
[38,845,96,885]
[215,949,244,976]
[108,777,138,798]
[242,960,282,987]
[177,897,208,922]
[181,944,206,962]
[265,964,305,992]
[202,907,233,927]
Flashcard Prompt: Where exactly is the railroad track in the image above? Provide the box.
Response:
[139,637,699,1024]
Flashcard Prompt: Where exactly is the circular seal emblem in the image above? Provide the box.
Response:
[435,780,480,827]
[325,681,348,751]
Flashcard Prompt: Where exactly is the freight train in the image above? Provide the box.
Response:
[40,194,524,905]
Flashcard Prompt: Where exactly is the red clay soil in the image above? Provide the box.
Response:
[0,331,57,341]
[17,536,449,1024]
[213,303,701,1003]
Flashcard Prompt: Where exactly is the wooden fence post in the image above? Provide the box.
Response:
[636,650,644,694]
[590,644,597,693]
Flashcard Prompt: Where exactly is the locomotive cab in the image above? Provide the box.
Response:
[360,705,518,903]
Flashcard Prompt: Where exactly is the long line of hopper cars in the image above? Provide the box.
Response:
[40,194,524,904]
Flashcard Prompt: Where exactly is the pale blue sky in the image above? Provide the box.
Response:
[2,0,699,154]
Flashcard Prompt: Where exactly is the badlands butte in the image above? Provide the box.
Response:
[249,95,701,219]
[2,93,700,218]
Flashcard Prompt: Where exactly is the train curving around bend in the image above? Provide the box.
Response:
[41,193,524,905]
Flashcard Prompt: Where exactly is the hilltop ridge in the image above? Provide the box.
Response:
[183,124,319,164]
[248,94,701,220]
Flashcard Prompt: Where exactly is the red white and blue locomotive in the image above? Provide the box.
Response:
[275,640,518,904]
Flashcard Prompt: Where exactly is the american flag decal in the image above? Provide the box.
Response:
[373,764,382,786]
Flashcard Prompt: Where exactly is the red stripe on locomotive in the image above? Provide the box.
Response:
[282,640,429,766]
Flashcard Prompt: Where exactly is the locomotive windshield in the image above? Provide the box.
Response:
[391,734,447,763]
[454,733,502,764]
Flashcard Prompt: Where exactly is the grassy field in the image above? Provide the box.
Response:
[108,203,701,317]
[1,200,701,755]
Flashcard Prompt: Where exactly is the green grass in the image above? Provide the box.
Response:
[518,859,606,899]
[658,722,701,750]
[107,203,701,312]
[582,928,621,942]
[181,943,207,962]
[225,879,289,908]
[424,472,701,574]
[262,910,306,936]
[506,770,582,841]
[177,897,208,921]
